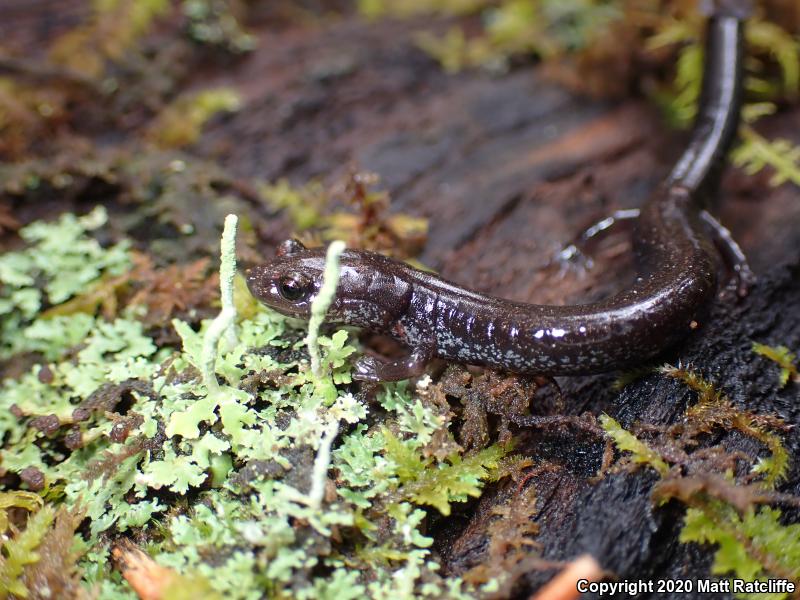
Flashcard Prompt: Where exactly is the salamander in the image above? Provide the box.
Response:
[246,1,752,382]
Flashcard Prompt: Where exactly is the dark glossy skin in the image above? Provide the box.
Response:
[247,3,750,382]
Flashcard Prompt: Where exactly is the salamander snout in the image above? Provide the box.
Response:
[245,239,327,318]
[247,238,413,330]
[245,263,316,317]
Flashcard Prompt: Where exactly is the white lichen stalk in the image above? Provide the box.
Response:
[306,240,346,378]
[302,240,347,509]
[307,419,340,510]
[201,214,239,395]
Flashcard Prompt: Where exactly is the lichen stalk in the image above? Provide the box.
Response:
[306,240,346,378]
[307,419,340,510]
[201,214,239,395]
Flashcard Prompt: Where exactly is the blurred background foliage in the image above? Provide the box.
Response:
[358,0,800,183]
[1,0,798,191]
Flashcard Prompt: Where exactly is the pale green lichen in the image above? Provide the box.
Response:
[307,420,340,510]
[0,207,131,357]
[0,211,508,599]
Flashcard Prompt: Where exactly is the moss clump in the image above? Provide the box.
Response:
[681,503,800,593]
[0,503,56,599]
[259,171,428,262]
[600,366,800,599]
[147,89,242,149]
[599,414,669,477]
[753,342,799,388]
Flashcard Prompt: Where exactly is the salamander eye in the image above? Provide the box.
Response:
[278,274,311,302]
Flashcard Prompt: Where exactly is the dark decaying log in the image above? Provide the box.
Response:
[437,258,800,598]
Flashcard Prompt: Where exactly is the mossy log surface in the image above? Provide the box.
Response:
[438,261,800,598]
[199,14,800,597]
[197,14,800,598]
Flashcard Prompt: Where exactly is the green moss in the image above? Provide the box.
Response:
[258,173,428,261]
[368,0,620,72]
[600,365,800,596]
[182,0,256,54]
[259,179,329,232]
[752,342,799,388]
[357,0,490,18]
[0,492,43,534]
[149,88,242,149]
[663,365,789,487]
[48,0,171,77]
[364,0,800,184]
[681,503,800,599]
[0,504,55,598]
[599,414,669,476]
[382,429,510,515]
[733,128,800,187]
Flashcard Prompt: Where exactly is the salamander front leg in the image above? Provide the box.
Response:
[555,208,641,274]
[699,210,756,297]
[353,344,435,382]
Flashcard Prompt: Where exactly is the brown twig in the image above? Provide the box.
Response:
[529,554,604,600]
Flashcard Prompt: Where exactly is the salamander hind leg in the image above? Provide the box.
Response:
[699,210,756,298]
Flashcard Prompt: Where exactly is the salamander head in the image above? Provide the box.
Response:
[246,239,413,330]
